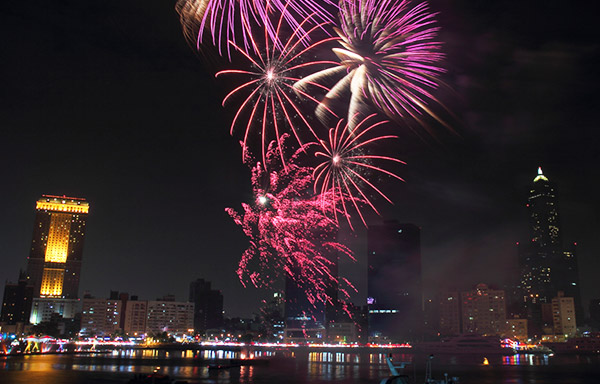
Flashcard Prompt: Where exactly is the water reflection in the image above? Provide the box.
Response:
[1,348,600,384]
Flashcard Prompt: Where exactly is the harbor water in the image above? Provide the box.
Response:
[1,348,600,383]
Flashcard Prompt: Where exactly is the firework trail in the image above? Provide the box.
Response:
[216,11,339,167]
[294,0,445,129]
[311,114,405,229]
[226,138,355,306]
[176,0,338,58]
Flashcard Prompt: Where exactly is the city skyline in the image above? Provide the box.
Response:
[1,0,598,318]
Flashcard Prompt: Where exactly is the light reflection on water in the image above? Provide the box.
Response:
[1,349,600,384]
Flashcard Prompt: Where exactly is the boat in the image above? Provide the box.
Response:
[542,333,600,354]
[380,355,459,384]
[413,334,516,355]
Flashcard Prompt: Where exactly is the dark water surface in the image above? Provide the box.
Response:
[1,348,600,383]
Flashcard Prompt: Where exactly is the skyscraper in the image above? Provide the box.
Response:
[518,168,582,331]
[26,195,89,299]
[367,221,422,342]
[189,278,223,332]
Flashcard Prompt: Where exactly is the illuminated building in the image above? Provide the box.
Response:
[145,298,194,336]
[518,168,582,330]
[123,299,147,336]
[551,292,576,338]
[189,278,223,332]
[26,195,89,299]
[81,297,122,337]
[367,221,422,343]
[0,272,34,325]
[504,317,528,342]
[461,284,506,336]
[29,298,80,325]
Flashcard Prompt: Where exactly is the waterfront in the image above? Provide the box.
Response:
[1,348,600,383]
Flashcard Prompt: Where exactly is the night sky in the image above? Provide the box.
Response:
[1,0,598,318]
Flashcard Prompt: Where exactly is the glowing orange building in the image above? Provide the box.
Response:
[26,195,89,299]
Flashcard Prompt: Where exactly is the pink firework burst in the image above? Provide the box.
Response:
[226,138,355,306]
[176,0,338,59]
[295,0,445,129]
[311,114,406,229]
[216,12,339,167]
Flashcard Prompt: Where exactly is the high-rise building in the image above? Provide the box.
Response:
[0,272,34,325]
[367,221,422,343]
[145,299,194,336]
[551,291,576,338]
[518,168,582,328]
[26,195,89,299]
[461,284,506,336]
[80,297,122,337]
[189,279,223,332]
[438,290,461,336]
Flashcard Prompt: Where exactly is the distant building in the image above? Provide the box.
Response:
[80,297,122,337]
[551,292,576,338]
[26,195,89,299]
[145,300,194,336]
[504,317,528,342]
[0,272,34,325]
[590,299,600,326]
[438,290,461,336]
[461,284,506,336]
[123,298,147,336]
[367,222,422,343]
[30,298,81,325]
[189,279,223,332]
[518,168,582,329]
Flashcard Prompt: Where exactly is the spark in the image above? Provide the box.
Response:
[176,0,339,59]
[226,137,356,306]
[311,114,406,229]
[216,12,339,167]
[295,0,445,130]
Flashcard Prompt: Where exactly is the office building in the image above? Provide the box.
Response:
[551,292,576,338]
[189,279,223,332]
[145,299,194,336]
[367,222,422,342]
[26,195,89,299]
[439,290,461,336]
[518,168,582,332]
[0,272,34,325]
[461,284,506,336]
[80,297,122,337]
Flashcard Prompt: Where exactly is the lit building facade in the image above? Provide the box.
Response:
[518,168,582,332]
[29,298,81,325]
[461,284,506,336]
[0,273,34,325]
[145,300,194,336]
[80,298,122,337]
[26,195,89,299]
[551,292,576,338]
[367,222,422,343]
[123,300,148,336]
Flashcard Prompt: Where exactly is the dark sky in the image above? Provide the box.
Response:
[1,0,598,318]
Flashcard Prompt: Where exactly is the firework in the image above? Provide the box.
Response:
[226,138,355,306]
[216,12,339,167]
[176,0,338,58]
[295,0,445,129]
[311,114,405,228]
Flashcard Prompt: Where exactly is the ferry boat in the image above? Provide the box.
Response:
[413,334,516,355]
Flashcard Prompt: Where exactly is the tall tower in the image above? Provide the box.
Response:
[367,221,422,343]
[26,195,89,299]
[519,168,582,331]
